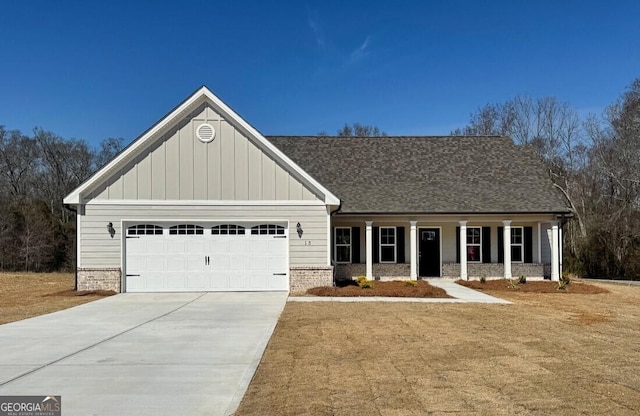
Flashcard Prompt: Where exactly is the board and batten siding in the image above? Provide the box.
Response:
[87,103,319,202]
[79,204,329,269]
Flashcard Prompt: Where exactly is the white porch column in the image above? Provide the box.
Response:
[559,226,563,279]
[537,222,542,263]
[365,221,373,280]
[410,221,417,280]
[503,220,512,279]
[459,221,468,280]
[551,221,560,281]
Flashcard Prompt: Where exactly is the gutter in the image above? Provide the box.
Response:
[63,204,78,291]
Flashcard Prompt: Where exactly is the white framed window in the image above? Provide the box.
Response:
[511,226,524,263]
[466,227,482,262]
[334,227,351,263]
[379,227,396,263]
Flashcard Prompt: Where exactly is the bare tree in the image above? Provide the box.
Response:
[337,123,387,137]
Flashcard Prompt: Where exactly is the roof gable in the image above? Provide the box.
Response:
[64,87,340,205]
[267,136,571,214]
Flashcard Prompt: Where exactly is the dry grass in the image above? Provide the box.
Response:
[237,282,640,415]
[0,272,115,325]
[307,280,451,298]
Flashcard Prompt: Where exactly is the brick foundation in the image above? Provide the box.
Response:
[289,266,333,293]
[442,263,546,279]
[77,268,121,292]
[335,263,411,281]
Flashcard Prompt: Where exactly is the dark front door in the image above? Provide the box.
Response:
[419,228,440,277]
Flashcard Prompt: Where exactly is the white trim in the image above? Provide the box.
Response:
[503,220,512,279]
[409,221,417,280]
[559,226,563,278]
[417,226,442,278]
[459,221,467,280]
[334,227,352,264]
[85,199,326,206]
[378,226,397,263]
[365,221,373,279]
[326,207,331,266]
[64,86,340,206]
[76,205,83,268]
[551,222,560,281]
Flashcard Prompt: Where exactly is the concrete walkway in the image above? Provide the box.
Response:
[0,292,288,416]
[289,280,511,304]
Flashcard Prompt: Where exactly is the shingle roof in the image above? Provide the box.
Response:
[267,136,571,214]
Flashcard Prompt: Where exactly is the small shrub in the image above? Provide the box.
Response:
[479,275,487,284]
[558,274,571,291]
[518,275,527,284]
[356,276,374,289]
[403,280,418,287]
[359,279,374,289]
[507,279,520,289]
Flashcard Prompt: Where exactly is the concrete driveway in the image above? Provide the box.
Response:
[0,292,287,415]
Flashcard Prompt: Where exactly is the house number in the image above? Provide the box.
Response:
[305,240,312,246]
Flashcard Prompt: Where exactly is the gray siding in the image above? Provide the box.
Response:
[88,103,320,202]
[79,204,329,268]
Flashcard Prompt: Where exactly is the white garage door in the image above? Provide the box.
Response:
[125,223,288,292]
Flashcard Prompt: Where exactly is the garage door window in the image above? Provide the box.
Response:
[169,224,204,235]
[251,224,285,235]
[211,224,246,235]
[127,224,163,235]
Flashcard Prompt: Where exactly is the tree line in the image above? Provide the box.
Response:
[0,128,122,271]
[1,78,638,279]
[452,78,640,280]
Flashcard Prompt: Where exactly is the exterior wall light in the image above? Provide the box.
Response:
[107,222,116,238]
[296,222,303,238]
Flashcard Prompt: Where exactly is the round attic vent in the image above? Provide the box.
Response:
[196,123,216,143]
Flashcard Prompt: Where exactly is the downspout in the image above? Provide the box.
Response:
[64,204,78,291]
[329,201,342,286]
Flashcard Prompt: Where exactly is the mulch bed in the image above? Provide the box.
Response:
[307,280,451,298]
[457,279,608,294]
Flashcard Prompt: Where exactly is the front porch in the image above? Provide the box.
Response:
[332,216,563,282]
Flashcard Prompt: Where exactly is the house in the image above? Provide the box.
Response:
[63,86,571,293]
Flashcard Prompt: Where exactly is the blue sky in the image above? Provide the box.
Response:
[1,1,639,147]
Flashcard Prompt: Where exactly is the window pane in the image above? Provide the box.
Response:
[467,228,481,244]
[381,246,395,262]
[511,246,523,262]
[336,229,350,245]
[467,245,481,262]
[381,228,395,244]
[511,228,522,244]
[336,246,351,262]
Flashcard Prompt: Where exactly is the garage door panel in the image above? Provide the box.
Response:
[125,223,289,292]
